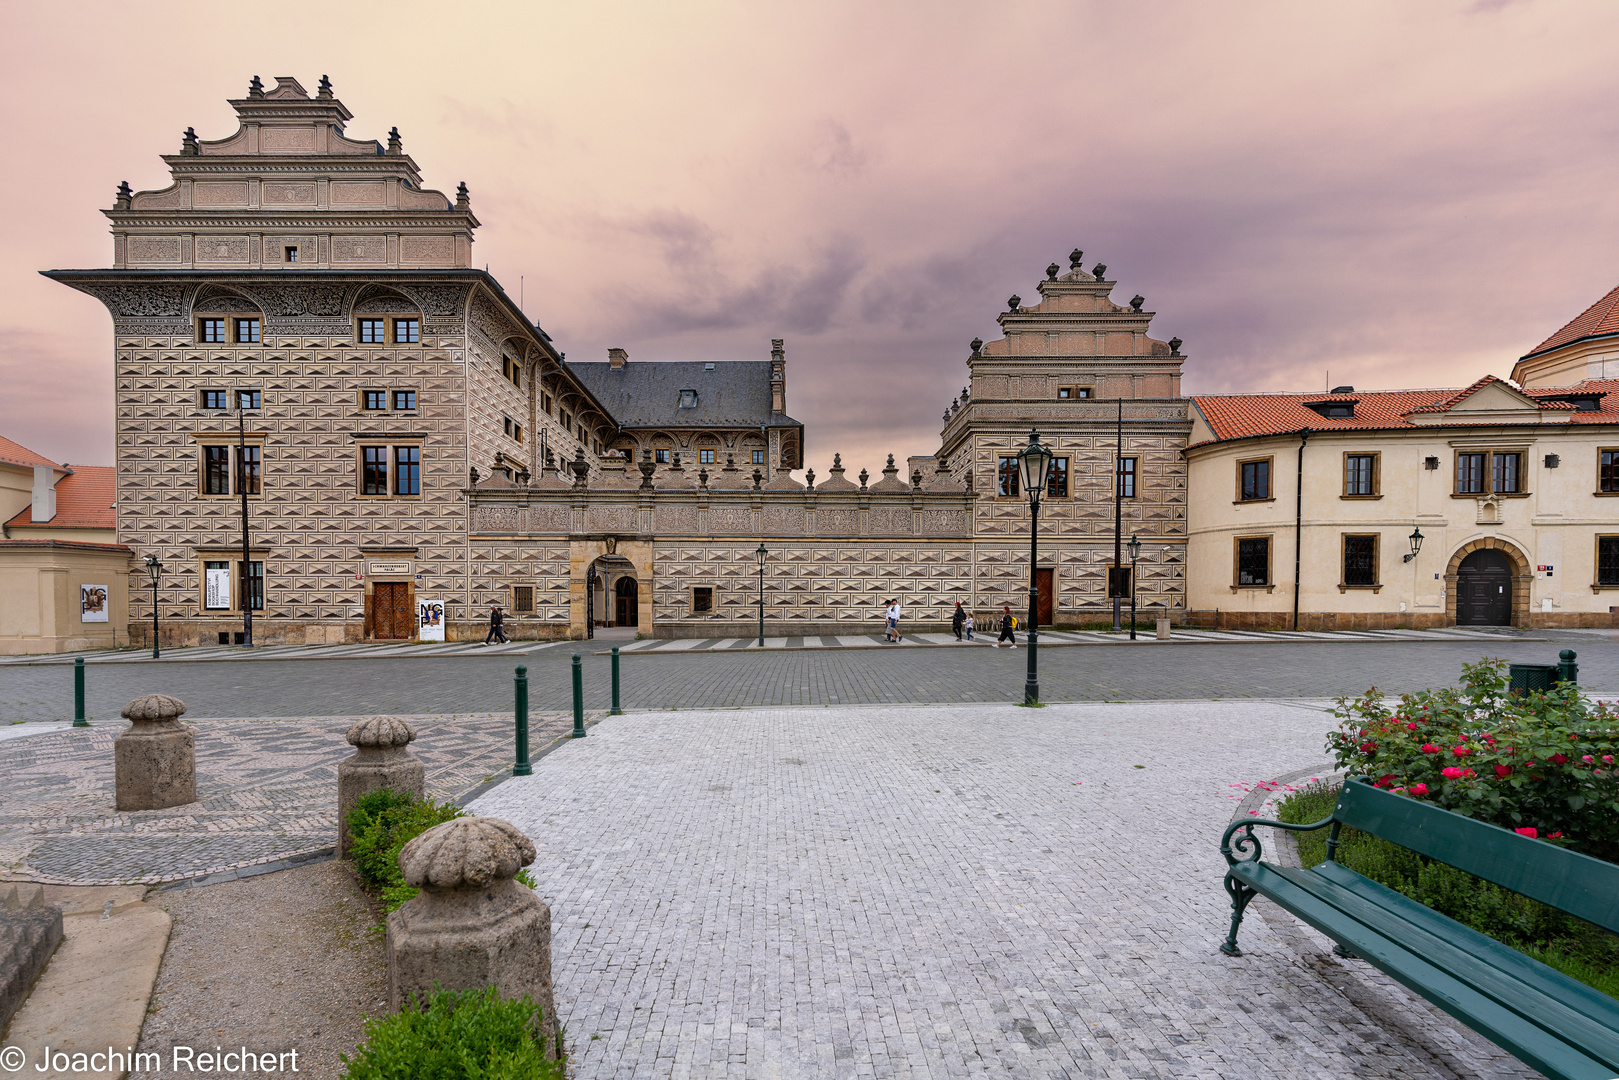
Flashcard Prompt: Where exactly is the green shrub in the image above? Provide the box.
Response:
[346,790,538,917]
[342,985,564,1079]
[1323,659,1619,860]
[1277,780,1619,998]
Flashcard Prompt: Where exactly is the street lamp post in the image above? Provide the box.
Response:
[1403,526,1425,630]
[755,543,768,646]
[1016,430,1054,706]
[143,554,164,659]
[1127,534,1141,641]
[586,566,597,640]
[236,391,254,648]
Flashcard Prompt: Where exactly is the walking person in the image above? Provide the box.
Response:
[994,604,1017,648]
[884,598,903,643]
[964,611,975,640]
[951,601,966,641]
[484,602,507,645]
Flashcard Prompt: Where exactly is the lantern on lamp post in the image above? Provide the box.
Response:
[755,543,768,646]
[1403,527,1424,563]
[1016,430,1054,705]
[1127,534,1141,640]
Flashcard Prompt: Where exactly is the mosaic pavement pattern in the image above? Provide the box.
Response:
[0,712,569,886]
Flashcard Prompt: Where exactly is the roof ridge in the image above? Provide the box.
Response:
[1523,281,1619,359]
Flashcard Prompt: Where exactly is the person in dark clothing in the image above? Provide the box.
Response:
[951,602,966,641]
[995,605,1017,648]
[484,603,507,644]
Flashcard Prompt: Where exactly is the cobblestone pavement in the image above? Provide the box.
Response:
[0,630,1613,721]
[0,712,569,885]
[472,702,1534,1080]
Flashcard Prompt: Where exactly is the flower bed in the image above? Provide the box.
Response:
[1325,659,1619,862]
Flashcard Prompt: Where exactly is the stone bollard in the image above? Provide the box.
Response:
[337,716,425,858]
[386,817,557,1052]
[1156,617,1171,641]
[114,694,195,811]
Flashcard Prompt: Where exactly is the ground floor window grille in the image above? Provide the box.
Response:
[1237,538,1270,586]
[1343,535,1378,586]
[1599,537,1619,586]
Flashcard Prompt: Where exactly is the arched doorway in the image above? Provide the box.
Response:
[615,577,639,627]
[1456,549,1513,625]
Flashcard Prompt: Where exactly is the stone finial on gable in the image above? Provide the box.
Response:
[970,338,982,357]
[912,468,924,488]
[248,75,265,99]
[181,127,199,156]
[1046,263,1060,281]
[456,182,471,211]
[1169,337,1183,356]
[1069,248,1084,270]
[388,127,403,155]
[318,74,334,100]
[1007,294,1021,313]
[1130,295,1145,312]
[114,181,132,210]
[1092,263,1107,279]
[805,468,815,490]
[858,468,869,490]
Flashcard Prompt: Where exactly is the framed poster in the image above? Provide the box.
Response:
[80,585,109,623]
[418,599,445,641]
[204,565,232,610]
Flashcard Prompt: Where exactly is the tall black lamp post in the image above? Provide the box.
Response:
[143,554,164,659]
[236,390,254,648]
[1127,534,1141,640]
[755,543,768,646]
[1016,430,1054,705]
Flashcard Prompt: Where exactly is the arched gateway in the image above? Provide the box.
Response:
[1445,538,1530,627]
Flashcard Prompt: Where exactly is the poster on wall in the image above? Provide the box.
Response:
[418,599,445,642]
[205,568,232,610]
[80,585,109,623]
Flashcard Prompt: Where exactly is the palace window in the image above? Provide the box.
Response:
[655,448,670,464]
[1493,452,1521,493]
[512,586,536,613]
[1455,451,1525,495]
[204,446,230,495]
[236,389,260,410]
[541,393,553,415]
[284,246,298,263]
[997,456,1019,497]
[1342,535,1378,586]
[1599,537,1619,586]
[201,445,261,496]
[233,317,259,344]
[1236,537,1270,586]
[1117,457,1136,498]
[359,319,386,344]
[393,390,416,411]
[1239,458,1271,501]
[1344,453,1378,496]
[1602,449,1619,493]
[692,586,714,613]
[1456,452,1485,494]
[752,449,766,465]
[238,446,261,494]
[1076,388,1092,398]
[394,318,419,344]
[364,391,388,411]
[201,558,261,612]
[358,444,423,497]
[201,389,229,410]
[1049,457,1069,498]
[362,447,389,495]
[700,448,716,465]
[199,319,227,343]
[243,560,264,611]
[1058,387,1072,399]
[394,447,420,496]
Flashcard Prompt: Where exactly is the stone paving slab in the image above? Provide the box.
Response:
[0,712,569,886]
[471,701,1537,1079]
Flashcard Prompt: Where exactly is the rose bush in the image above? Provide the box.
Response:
[1325,659,1619,861]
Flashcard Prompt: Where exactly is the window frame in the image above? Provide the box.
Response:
[1452,449,1531,497]
[699,448,716,465]
[393,446,420,496]
[511,585,536,614]
[284,246,299,263]
[357,318,387,345]
[362,390,388,411]
[201,389,229,410]
[1057,387,1072,399]
[393,318,420,345]
[202,445,231,495]
[1342,451,1381,499]
[1233,534,1273,589]
[1597,534,1619,589]
[235,389,261,411]
[233,317,260,344]
[1340,533,1380,589]
[654,448,670,464]
[196,556,264,614]
[197,442,263,498]
[393,389,416,412]
[1236,456,1274,503]
[1048,456,1070,499]
[692,585,715,614]
[1116,456,1136,499]
[996,456,1020,498]
[1493,451,1523,494]
[355,442,424,499]
[751,449,766,465]
[198,318,227,344]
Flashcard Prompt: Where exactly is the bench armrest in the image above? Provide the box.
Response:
[1221,814,1335,868]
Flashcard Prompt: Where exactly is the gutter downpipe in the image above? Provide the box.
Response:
[1293,429,1310,631]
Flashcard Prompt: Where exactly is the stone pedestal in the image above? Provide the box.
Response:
[114,694,195,811]
[1156,617,1171,640]
[386,817,557,1053]
[337,716,425,858]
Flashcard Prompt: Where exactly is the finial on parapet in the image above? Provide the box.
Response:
[970,337,982,356]
[912,468,924,488]
[752,468,763,490]
[943,409,951,423]
[516,467,530,486]
[1070,248,1084,270]
[698,467,709,490]
[456,182,471,211]
[543,448,557,473]
[388,127,403,155]
[318,75,334,100]
[858,468,869,490]
[181,127,199,156]
[1046,263,1060,281]
[638,449,656,490]
[1169,337,1183,356]
[833,453,842,470]
[1007,295,1021,313]
[114,181,132,210]
[886,454,895,469]
[805,468,815,490]
[469,466,480,485]
[1092,263,1107,279]
[248,76,265,99]
[961,385,969,400]
[1130,295,1145,312]
[570,447,589,489]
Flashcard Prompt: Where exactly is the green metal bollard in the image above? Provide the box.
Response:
[73,657,88,727]
[571,654,586,738]
[610,647,623,715]
[1557,649,1578,687]
[513,664,532,776]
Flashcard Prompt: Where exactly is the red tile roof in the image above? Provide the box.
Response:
[1192,377,1619,445]
[0,435,61,470]
[4,466,116,531]
[1523,282,1619,359]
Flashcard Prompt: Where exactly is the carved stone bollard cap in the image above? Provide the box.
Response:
[400,817,535,890]
[346,715,418,748]
[121,694,187,722]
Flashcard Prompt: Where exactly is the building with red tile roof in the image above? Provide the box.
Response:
[1512,282,1619,389]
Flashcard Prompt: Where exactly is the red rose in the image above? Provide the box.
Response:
[1494,765,1511,779]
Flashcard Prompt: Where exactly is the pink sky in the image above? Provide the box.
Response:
[3,1,1617,471]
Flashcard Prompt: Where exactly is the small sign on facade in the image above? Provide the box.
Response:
[80,584,109,623]
[418,599,445,641]
[369,560,413,575]
[205,568,232,609]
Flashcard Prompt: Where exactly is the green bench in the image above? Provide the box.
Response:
[1220,775,1619,1080]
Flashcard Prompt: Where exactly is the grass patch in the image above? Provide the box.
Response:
[342,985,564,1079]
[1277,781,1619,999]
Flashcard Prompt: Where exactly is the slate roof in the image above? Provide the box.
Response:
[4,465,117,530]
[1190,377,1619,446]
[567,360,802,429]
[1523,283,1619,359]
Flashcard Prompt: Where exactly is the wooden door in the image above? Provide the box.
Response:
[373,582,412,639]
[614,578,639,626]
[1035,568,1054,625]
[1457,551,1512,626]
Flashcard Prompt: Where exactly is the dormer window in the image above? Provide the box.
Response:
[679,389,698,408]
[1305,399,1356,419]
[1541,393,1603,412]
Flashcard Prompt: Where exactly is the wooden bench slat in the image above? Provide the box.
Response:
[1232,861,1619,1080]
[1333,778,1619,933]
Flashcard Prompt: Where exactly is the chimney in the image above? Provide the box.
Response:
[770,338,785,414]
[608,347,628,370]
[31,465,57,523]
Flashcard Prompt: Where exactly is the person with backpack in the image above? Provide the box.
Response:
[484,603,507,645]
[951,601,966,641]
[994,605,1017,648]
